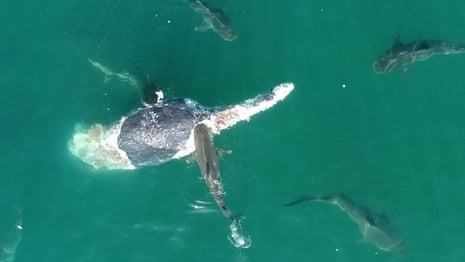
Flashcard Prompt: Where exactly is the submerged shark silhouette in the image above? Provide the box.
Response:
[186,0,237,41]
[373,35,465,73]
[0,203,22,262]
[285,194,405,252]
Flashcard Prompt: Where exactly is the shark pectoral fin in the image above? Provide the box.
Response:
[366,212,389,226]
[375,213,390,225]
[216,148,232,158]
[356,236,371,245]
[195,19,212,32]
[185,154,196,164]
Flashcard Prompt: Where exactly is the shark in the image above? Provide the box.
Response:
[285,194,405,252]
[193,123,237,221]
[373,35,465,73]
[0,205,22,262]
[186,0,237,41]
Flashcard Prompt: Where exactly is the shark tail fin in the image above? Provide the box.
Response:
[229,213,244,223]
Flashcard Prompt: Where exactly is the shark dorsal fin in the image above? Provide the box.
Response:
[365,215,376,225]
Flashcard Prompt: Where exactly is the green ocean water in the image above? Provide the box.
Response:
[2,0,465,261]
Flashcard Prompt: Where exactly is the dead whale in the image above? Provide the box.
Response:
[70,60,294,169]
[374,35,465,73]
[69,60,292,248]
[285,194,405,252]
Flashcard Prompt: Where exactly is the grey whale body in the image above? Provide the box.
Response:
[374,37,465,73]
[118,99,210,167]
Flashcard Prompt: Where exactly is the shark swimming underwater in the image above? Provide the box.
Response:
[0,203,23,262]
[285,194,405,252]
[373,35,465,73]
[186,0,237,41]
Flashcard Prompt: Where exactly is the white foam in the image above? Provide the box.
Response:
[69,119,135,170]
[228,218,252,249]
[213,83,294,132]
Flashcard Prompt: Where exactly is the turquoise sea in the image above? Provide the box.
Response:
[2,0,465,261]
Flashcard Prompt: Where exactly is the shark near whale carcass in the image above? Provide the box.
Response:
[373,35,465,73]
[285,193,405,252]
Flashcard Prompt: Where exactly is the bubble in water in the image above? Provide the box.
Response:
[227,218,251,249]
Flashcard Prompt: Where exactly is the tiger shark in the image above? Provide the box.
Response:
[186,0,237,41]
[373,35,465,73]
[0,204,22,262]
[285,194,405,252]
[193,123,236,220]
